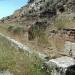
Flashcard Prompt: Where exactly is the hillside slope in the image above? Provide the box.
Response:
[0,0,75,57]
[1,0,75,23]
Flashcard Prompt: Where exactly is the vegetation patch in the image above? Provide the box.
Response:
[8,26,25,35]
[0,35,50,75]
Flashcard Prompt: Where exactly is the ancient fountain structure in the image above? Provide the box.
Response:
[44,28,75,75]
[46,56,75,75]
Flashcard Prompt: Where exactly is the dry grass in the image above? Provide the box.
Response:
[54,14,75,29]
[0,35,50,75]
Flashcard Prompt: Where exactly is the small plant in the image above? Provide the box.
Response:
[8,26,25,35]
[54,18,65,30]
[8,26,14,31]
[13,27,22,34]
[37,32,49,46]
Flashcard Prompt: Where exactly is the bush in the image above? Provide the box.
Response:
[8,26,14,31]
[28,25,49,45]
[8,26,25,35]
[54,18,65,30]
[37,33,49,45]
[13,27,22,34]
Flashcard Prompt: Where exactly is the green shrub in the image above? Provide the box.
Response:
[38,33,49,45]
[54,18,65,30]
[8,26,25,35]
[8,26,14,31]
[13,27,22,34]
[32,26,49,45]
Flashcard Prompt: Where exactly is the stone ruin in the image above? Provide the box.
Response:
[45,56,75,75]
[0,70,13,75]
[63,28,75,42]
